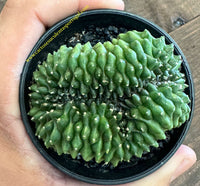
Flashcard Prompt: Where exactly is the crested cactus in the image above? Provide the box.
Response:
[29,29,190,167]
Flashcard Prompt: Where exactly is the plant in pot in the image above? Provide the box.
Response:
[20,9,194,185]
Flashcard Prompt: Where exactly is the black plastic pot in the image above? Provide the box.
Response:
[19,9,194,185]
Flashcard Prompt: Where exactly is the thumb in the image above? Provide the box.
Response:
[168,145,196,183]
[133,144,196,186]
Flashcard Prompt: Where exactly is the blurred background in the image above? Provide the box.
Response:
[0,0,199,185]
[0,0,5,12]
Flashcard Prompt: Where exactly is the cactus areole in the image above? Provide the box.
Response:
[28,29,190,167]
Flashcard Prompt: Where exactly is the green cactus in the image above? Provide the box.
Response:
[29,29,190,167]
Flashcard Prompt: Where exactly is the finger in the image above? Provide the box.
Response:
[131,145,196,186]
[0,0,125,118]
[169,145,196,183]
[37,0,124,26]
[41,145,196,186]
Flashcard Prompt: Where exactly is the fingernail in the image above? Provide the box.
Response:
[170,158,192,182]
[116,0,125,10]
[120,0,124,4]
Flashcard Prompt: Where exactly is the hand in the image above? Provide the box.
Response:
[0,0,196,185]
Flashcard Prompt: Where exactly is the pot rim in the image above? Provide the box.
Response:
[19,9,195,185]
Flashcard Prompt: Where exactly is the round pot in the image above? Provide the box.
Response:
[19,9,194,185]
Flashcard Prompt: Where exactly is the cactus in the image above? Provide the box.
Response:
[29,29,190,167]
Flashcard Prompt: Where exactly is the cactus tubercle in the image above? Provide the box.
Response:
[29,29,190,167]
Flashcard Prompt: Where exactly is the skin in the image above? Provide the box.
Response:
[0,0,197,185]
